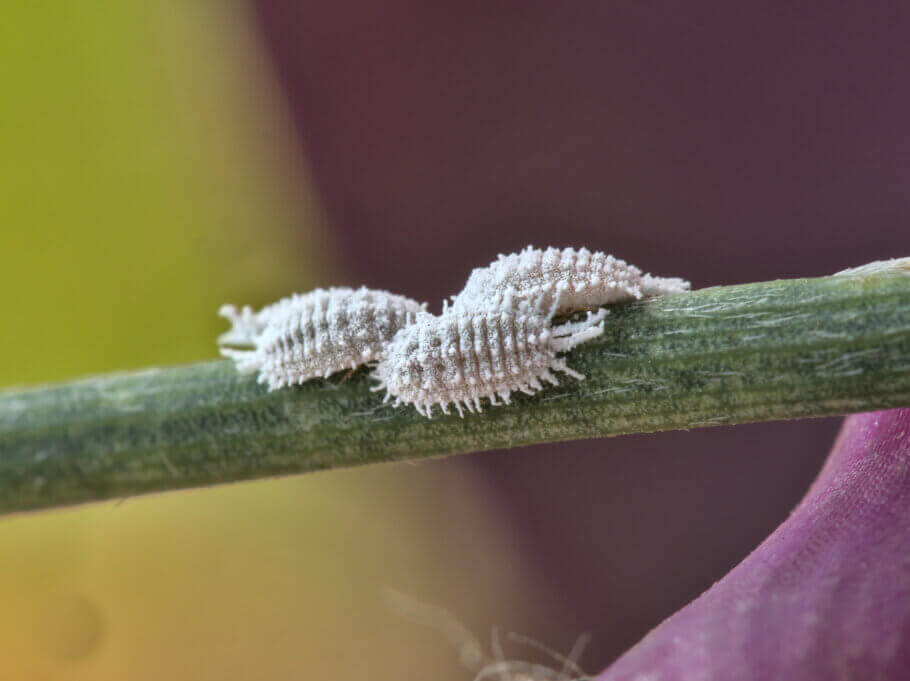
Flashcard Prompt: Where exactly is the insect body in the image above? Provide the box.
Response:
[372,297,607,417]
[218,246,690,414]
[451,246,689,315]
[219,287,426,390]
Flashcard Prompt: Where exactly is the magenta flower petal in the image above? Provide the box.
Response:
[600,408,910,680]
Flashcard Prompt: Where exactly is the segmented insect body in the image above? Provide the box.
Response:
[451,246,689,315]
[219,287,426,389]
[372,299,607,417]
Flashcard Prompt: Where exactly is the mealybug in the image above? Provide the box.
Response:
[219,287,426,389]
[372,296,607,417]
[451,246,689,315]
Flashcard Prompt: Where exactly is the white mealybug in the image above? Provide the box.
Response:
[372,295,607,418]
[451,245,689,314]
[219,287,426,390]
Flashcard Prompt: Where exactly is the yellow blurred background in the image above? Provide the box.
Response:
[0,2,560,678]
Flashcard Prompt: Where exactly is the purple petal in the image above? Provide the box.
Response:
[600,408,910,681]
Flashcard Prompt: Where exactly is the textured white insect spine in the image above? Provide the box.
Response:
[372,294,607,418]
[219,287,426,390]
[451,246,690,314]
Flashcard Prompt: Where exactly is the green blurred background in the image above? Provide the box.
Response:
[0,2,558,678]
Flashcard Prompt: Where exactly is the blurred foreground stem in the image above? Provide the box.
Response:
[2,259,910,515]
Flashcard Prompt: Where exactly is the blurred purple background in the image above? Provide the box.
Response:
[254,0,910,668]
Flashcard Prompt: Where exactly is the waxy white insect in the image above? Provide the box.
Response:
[451,246,689,315]
[219,287,426,390]
[219,246,690,417]
[371,293,607,417]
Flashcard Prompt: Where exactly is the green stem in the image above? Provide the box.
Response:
[2,259,909,515]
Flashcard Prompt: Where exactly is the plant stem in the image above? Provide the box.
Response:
[2,259,909,515]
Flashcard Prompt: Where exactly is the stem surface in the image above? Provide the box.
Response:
[2,259,909,514]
